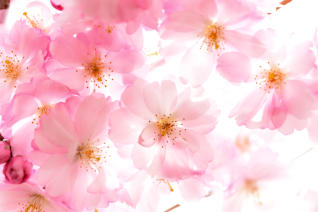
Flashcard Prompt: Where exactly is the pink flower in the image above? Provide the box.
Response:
[160,0,265,86]
[48,29,144,94]
[0,183,69,211]
[1,77,72,128]
[230,42,318,134]
[0,77,73,158]
[31,94,118,210]
[52,0,163,33]
[223,148,285,212]
[3,155,33,184]
[0,20,49,108]
[109,80,219,179]
[0,140,11,164]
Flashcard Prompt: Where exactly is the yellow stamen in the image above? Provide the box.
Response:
[0,52,23,86]
[201,23,225,51]
[235,136,251,152]
[32,105,52,125]
[151,114,187,144]
[147,52,159,56]
[244,179,263,205]
[20,193,46,212]
[82,54,114,90]
[76,139,108,172]
[256,62,286,92]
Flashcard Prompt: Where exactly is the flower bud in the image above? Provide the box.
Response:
[0,141,11,164]
[3,156,32,184]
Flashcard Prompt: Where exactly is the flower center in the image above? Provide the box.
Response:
[256,63,286,92]
[82,55,114,90]
[32,105,52,125]
[0,52,23,86]
[235,136,250,152]
[76,140,108,171]
[244,179,258,194]
[243,179,263,205]
[154,114,186,143]
[201,23,225,51]
[156,114,176,137]
[20,193,46,212]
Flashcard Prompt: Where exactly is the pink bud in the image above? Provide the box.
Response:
[3,156,33,184]
[0,141,11,164]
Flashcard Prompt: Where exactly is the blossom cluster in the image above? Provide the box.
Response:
[0,0,317,211]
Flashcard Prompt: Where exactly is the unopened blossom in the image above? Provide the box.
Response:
[3,155,33,184]
[0,183,69,211]
[230,42,317,134]
[109,80,219,179]
[160,0,265,86]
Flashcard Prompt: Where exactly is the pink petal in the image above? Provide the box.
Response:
[34,128,67,154]
[224,30,265,57]
[163,11,207,35]
[179,44,217,87]
[217,0,251,25]
[34,78,72,104]
[109,109,144,145]
[39,103,78,147]
[50,34,88,66]
[11,123,36,156]
[122,81,153,120]
[230,89,267,125]
[175,98,211,121]
[1,94,37,127]
[131,143,156,169]
[110,49,144,74]
[285,41,315,76]
[37,155,77,197]
[143,81,178,115]
[217,52,251,83]
[282,80,318,119]
[263,92,287,129]
[138,124,157,147]
[47,66,85,91]
[74,94,115,142]
[9,20,50,57]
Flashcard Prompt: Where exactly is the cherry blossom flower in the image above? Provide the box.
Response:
[51,0,163,34]
[160,0,265,86]
[48,29,144,95]
[0,183,69,211]
[223,148,285,212]
[31,94,118,210]
[0,20,49,109]
[230,42,318,134]
[109,80,219,179]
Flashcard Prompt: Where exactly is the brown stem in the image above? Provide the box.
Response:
[164,204,180,212]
